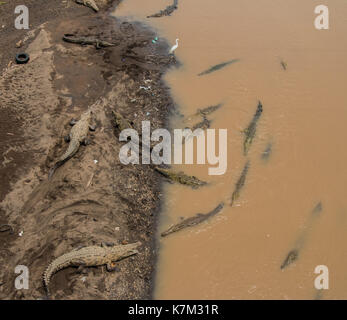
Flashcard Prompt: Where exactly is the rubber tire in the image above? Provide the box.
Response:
[15,53,30,64]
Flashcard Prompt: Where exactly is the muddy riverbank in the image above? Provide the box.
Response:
[0,0,176,299]
[116,0,347,300]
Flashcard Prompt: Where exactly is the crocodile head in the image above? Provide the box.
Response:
[109,241,141,261]
[80,109,92,121]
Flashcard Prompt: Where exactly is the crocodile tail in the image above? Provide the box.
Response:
[89,0,99,12]
[49,141,79,179]
[43,281,51,298]
[48,162,61,179]
[48,156,71,179]
[48,164,58,179]
[43,267,51,297]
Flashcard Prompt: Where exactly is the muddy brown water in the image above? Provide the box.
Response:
[115,0,347,299]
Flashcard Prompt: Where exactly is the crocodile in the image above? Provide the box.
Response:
[183,104,222,135]
[280,60,287,70]
[230,161,250,206]
[63,34,115,49]
[196,103,223,117]
[281,202,323,269]
[147,0,178,18]
[198,59,239,76]
[280,249,299,269]
[75,0,99,12]
[261,142,272,161]
[43,242,141,295]
[243,101,263,155]
[161,203,224,237]
[191,117,211,131]
[49,110,94,179]
[154,166,207,189]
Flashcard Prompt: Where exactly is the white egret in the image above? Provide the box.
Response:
[169,38,179,54]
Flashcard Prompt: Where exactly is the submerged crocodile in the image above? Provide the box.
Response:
[230,161,250,206]
[63,34,115,49]
[280,249,299,270]
[43,242,141,295]
[243,101,263,155]
[280,60,287,70]
[183,104,222,134]
[154,167,207,189]
[196,103,223,117]
[261,142,272,161]
[75,0,99,12]
[161,203,225,237]
[191,117,211,131]
[147,0,178,18]
[49,110,95,179]
[281,202,323,269]
[198,59,239,76]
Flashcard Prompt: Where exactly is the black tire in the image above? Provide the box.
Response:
[15,53,30,64]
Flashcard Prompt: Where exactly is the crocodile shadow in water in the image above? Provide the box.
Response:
[198,59,239,76]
